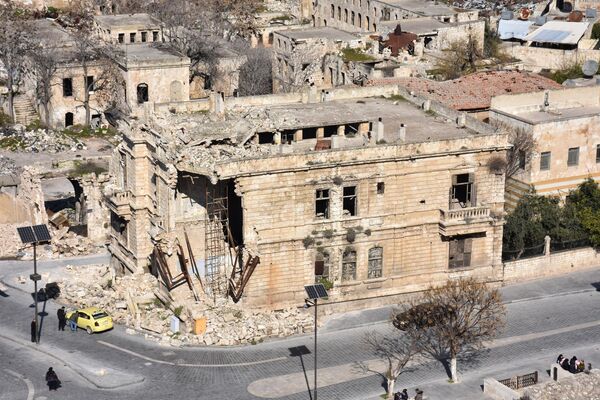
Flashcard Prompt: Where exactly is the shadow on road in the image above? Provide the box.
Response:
[289,345,313,400]
[0,289,8,297]
[591,282,600,291]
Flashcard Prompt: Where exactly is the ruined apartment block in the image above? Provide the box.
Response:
[107,88,509,311]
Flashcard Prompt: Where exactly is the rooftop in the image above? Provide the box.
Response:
[379,0,464,16]
[119,44,190,65]
[380,18,448,35]
[276,27,359,42]
[95,13,160,29]
[29,19,74,45]
[369,71,562,111]
[524,20,589,45]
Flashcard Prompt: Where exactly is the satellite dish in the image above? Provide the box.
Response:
[582,60,599,77]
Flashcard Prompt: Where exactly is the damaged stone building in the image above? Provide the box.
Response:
[108,86,509,311]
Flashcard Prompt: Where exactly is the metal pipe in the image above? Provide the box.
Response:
[314,298,318,400]
[33,243,39,344]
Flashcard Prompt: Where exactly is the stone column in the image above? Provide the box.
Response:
[337,125,345,136]
[316,127,325,138]
[544,235,551,256]
[294,129,303,141]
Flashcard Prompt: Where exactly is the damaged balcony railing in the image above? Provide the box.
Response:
[151,242,199,301]
[440,206,490,223]
[228,247,260,303]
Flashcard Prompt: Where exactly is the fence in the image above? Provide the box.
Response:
[498,371,538,390]
[502,236,591,261]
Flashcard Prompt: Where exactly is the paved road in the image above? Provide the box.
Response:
[1,266,600,399]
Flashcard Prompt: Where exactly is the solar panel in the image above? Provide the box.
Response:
[17,227,36,244]
[32,224,51,242]
[304,283,328,300]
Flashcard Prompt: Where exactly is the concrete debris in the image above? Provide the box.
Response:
[0,127,89,153]
[58,264,314,347]
[49,227,99,257]
[0,155,17,175]
[524,370,600,399]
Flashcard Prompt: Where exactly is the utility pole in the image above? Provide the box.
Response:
[304,283,328,400]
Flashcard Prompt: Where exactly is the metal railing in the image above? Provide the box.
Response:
[499,371,538,390]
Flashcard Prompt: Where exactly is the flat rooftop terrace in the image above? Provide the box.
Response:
[501,106,600,124]
[378,0,462,15]
[276,27,358,42]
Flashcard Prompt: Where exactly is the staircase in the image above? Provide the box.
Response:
[13,96,38,126]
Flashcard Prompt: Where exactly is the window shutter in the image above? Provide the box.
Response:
[451,174,458,185]
[471,182,477,207]
[464,238,473,253]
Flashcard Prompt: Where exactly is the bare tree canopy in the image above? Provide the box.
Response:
[28,41,60,132]
[393,278,506,383]
[434,35,482,80]
[238,48,273,96]
[488,122,536,178]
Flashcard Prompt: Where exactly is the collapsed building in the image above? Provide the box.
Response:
[107,86,510,312]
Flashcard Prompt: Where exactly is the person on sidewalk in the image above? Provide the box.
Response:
[30,319,37,343]
[400,389,408,400]
[45,367,61,390]
[68,311,78,332]
[57,307,66,331]
[414,388,423,400]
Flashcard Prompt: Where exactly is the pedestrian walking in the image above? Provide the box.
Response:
[30,319,37,343]
[68,311,78,332]
[57,307,66,331]
[415,388,423,400]
[45,367,61,391]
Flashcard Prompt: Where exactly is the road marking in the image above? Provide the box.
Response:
[97,340,287,367]
[5,369,35,400]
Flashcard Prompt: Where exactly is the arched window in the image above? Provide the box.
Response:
[342,248,357,281]
[351,11,355,25]
[338,6,341,20]
[358,13,362,29]
[344,9,348,23]
[323,18,327,26]
[137,83,149,104]
[64,112,74,127]
[366,16,370,30]
[331,4,335,18]
[368,247,383,278]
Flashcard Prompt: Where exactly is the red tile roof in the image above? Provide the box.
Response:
[367,71,563,111]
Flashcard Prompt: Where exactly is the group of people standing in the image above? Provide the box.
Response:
[557,354,586,373]
[394,388,424,400]
[56,306,78,332]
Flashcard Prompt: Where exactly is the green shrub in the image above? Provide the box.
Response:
[592,23,600,40]
[173,306,184,317]
[549,63,584,84]
[341,47,375,62]
[0,110,11,127]
[317,276,334,290]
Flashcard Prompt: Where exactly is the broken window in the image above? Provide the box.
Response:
[315,189,330,219]
[64,112,74,127]
[315,251,331,281]
[130,32,136,43]
[343,186,357,216]
[377,182,385,195]
[518,150,526,169]
[153,31,159,41]
[368,247,383,279]
[567,147,579,166]
[540,151,551,171]
[118,33,124,43]
[85,76,94,93]
[342,248,357,281]
[111,211,128,245]
[280,131,294,144]
[450,173,475,209]
[258,132,275,144]
[448,238,472,269]
[141,31,147,42]
[62,78,73,97]
[137,83,149,104]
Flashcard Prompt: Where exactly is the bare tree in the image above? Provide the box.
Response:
[361,329,422,399]
[238,48,273,96]
[435,35,482,80]
[488,121,536,178]
[28,44,59,132]
[0,4,33,123]
[70,28,125,127]
[394,278,506,383]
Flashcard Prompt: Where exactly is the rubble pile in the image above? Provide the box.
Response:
[58,264,315,347]
[524,370,600,400]
[0,155,17,175]
[1,126,87,153]
[50,227,100,257]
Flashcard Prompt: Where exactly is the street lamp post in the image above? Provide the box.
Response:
[17,224,51,344]
[304,283,329,400]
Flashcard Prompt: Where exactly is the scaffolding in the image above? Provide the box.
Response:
[204,182,230,299]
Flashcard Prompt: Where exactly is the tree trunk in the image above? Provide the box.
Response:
[387,377,395,400]
[7,74,15,123]
[43,102,50,133]
[83,64,90,127]
[450,356,458,383]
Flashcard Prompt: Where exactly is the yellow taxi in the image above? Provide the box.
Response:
[66,307,113,334]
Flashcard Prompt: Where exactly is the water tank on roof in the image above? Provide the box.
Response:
[586,8,597,18]
[582,60,599,77]
[535,16,547,25]
[501,10,514,20]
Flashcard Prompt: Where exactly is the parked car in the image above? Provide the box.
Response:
[66,307,113,334]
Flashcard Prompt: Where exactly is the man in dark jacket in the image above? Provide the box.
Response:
[30,320,37,343]
[45,367,61,390]
[57,307,66,331]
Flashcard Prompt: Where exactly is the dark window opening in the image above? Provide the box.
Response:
[450,173,475,209]
[110,211,128,244]
[518,150,526,169]
[303,127,318,139]
[540,151,551,171]
[141,31,147,42]
[258,132,275,144]
[343,186,357,216]
[368,247,383,278]
[377,182,385,194]
[137,83,149,104]
[118,33,124,43]
[596,145,600,163]
[281,131,295,144]
[342,248,357,281]
[85,76,94,93]
[316,189,330,219]
[568,147,579,166]
[227,179,244,247]
[449,237,472,269]
[130,32,136,43]
[64,112,74,127]
[315,251,330,281]
[345,123,360,137]
[62,78,73,97]
[324,125,338,137]
[153,31,159,41]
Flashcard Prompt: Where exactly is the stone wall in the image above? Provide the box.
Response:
[508,45,600,71]
[503,247,600,283]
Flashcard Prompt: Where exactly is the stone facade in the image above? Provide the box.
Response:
[107,86,510,312]
[490,86,600,208]
[95,13,161,45]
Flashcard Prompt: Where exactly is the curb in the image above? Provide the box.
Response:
[0,332,145,390]
[503,288,596,304]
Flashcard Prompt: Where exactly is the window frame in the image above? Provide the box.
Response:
[448,238,472,269]
[567,147,579,166]
[539,151,551,171]
[342,248,357,281]
[367,247,383,279]
[596,144,600,164]
[342,185,357,217]
[62,78,73,97]
[315,188,330,219]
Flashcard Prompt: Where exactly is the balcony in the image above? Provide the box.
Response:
[439,206,492,236]
[106,190,131,219]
